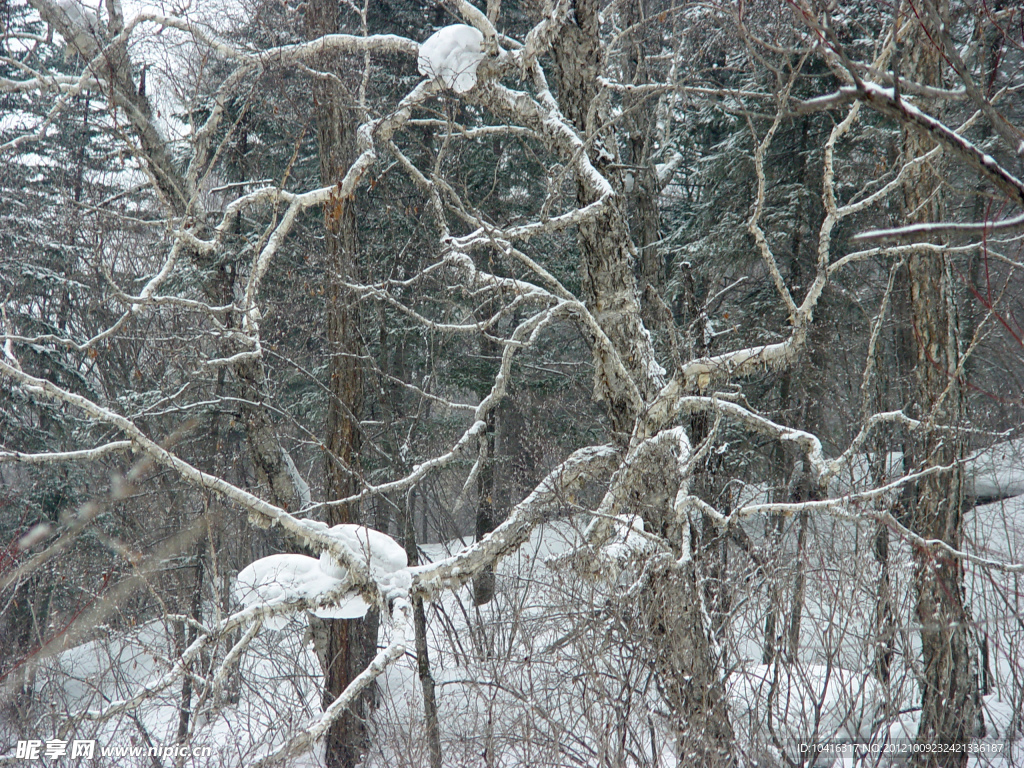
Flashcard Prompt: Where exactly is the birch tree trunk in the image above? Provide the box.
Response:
[551,1,735,761]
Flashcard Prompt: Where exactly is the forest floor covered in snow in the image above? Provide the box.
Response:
[16,478,1024,767]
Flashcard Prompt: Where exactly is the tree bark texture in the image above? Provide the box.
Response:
[900,3,978,763]
[620,0,663,293]
[551,3,735,759]
[472,409,497,605]
[632,435,736,767]
[473,331,498,606]
[551,0,662,435]
[304,2,378,766]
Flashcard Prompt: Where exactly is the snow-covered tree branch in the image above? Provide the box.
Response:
[3,0,1024,765]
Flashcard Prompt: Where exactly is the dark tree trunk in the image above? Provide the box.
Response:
[873,518,896,689]
[177,545,204,742]
[869,330,897,700]
[473,330,499,606]
[620,0,662,294]
[304,2,378,765]
[901,4,979,763]
[472,408,496,606]
[405,490,442,768]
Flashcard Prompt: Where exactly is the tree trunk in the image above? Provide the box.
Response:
[472,408,497,605]
[869,330,897,701]
[405,490,442,768]
[641,563,736,767]
[552,2,735,760]
[304,2,377,766]
[473,331,498,606]
[786,508,809,660]
[177,545,204,742]
[551,0,662,434]
[900,4,978,763]
[620,0,662,294]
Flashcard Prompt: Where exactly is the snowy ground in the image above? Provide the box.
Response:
[9,446,1024,767]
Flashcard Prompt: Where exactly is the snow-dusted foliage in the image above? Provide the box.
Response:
[417,24,485,94]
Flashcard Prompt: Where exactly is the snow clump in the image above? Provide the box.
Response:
[315,523,408,581]
[418,24,486,94]
[235,524,407,629]
[602,514,655,561]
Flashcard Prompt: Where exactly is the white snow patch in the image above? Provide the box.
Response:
[969,439,1024,501]
[312,522,408,579]
[602,513,654,561]
[235,525,407,628]
[234,554,360,627]
[417,24,486,94]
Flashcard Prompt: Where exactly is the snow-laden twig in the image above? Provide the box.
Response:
[747,79,799,316]
[0,358,388,600]
[209,619,261,708]
[0,441,132,464]
[236,79,437,343]
[854,83,1024,208]
[64,574,375,730]
[856,211,1024,242]
[732,475,1024,574]
[411,444,620,597]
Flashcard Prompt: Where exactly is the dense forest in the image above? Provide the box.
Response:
[2,0,1024,765]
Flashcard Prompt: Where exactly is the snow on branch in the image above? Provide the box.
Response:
[656,398,1024,574]
[584,427,690,547]
[852,83,1024,209]
[418,25,486,94]
[411,444,620,597]
[0,441,132,464]
[855,211,1024,242]
[0,358,389,600]
[43,0,104,60]
[235,526,408,627]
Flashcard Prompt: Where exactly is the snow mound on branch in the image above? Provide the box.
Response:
[418,24,485,94]
[602,514,655,561]
[314,523,408,581]
[235,554,358,628]
[234,525,407,629]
